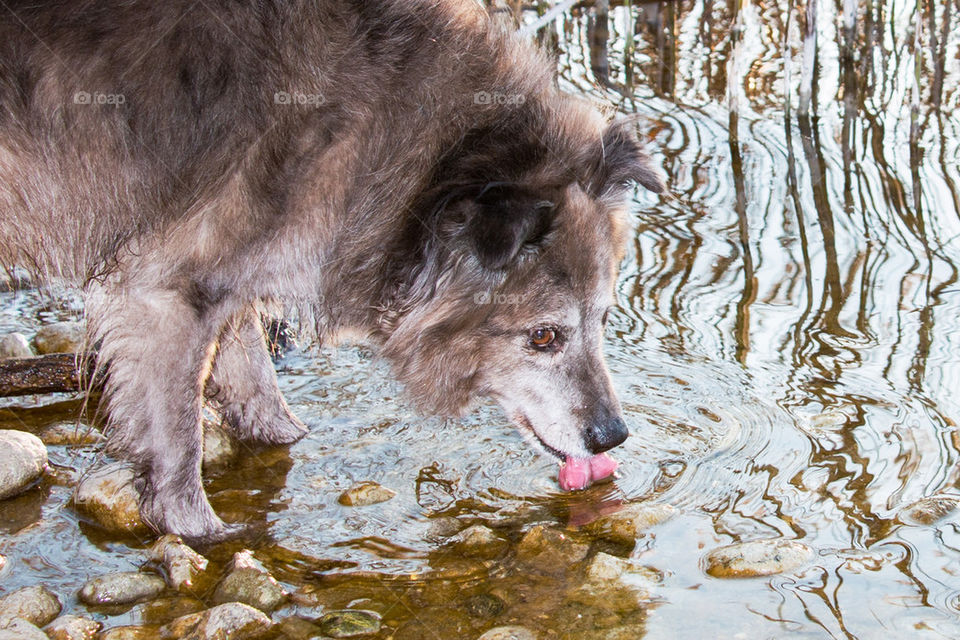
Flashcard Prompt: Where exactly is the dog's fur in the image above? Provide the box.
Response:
[0,0,662,542]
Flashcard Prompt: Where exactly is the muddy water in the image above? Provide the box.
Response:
[3,1,960,639]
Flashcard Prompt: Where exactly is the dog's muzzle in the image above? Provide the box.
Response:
[584,410,629,454]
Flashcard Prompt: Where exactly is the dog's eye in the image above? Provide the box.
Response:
[530,327,557,349]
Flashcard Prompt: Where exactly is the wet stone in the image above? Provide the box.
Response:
[40,422,104,447]
[0,618,49,640]
[0,333,32,358]
[0,585,63,627]
[704,539,814,578]
[0,430,48,500]
[898,495,960,526]
[568,552,660,613]
[464,593,506,619]
[451,524,508,558]
[202,420,236,471]
[134,596,206,626]
[148,535,209,591]
[516,525,589,570]
[582,503,676,546]
[44,615,102,640]
[212,550,286,613]
[33,321,84,355]
[160,602,272,640]
[338,481,397,507]
[79,571,166,606]
[477,626,538,640]
[98,626,155,640]
[319,609,382,638]
[72,463,147,535]
[276,616,325,640]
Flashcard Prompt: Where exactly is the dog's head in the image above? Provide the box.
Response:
[382,108,663,486]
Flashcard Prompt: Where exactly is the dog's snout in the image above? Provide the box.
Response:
[585,414,629,454]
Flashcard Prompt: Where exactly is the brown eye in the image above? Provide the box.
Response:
[530,328,556,348]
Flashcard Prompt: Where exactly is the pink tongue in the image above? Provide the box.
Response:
[558,453,619,491]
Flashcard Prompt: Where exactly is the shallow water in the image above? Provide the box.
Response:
[3,1,960,638]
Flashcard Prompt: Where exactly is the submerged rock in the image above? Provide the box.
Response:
[319,610,382,638]
[0,430,48,500]
[212,550,286,613]
[516,525,589,570]
[568,552,660,613]
[148,535,209,591]
[0,618,49,640]
[477,626,538,640]
[40,422,105,447]
[704,539,814,578]
[79,572,166,606]
[898,494,960,526]
[276,616,325,639]
[202,420,236,471]
[338,481,397,506]
[450,524,508,558]
[0,585,62,627]
[98,626,155,640]
[160,602,272,640]
[582,503,676,546]
[33,321,84,355]
[464,593,505,619]
[44,615,102,640]
[0,333,32,359]
[72,463,147,535]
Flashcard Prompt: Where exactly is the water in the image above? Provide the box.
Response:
[3,1,960,638]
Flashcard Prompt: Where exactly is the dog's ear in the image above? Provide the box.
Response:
[589,119,665,196]
[465,183,555,270]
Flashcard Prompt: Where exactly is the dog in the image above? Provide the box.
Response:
[0,0,663,542]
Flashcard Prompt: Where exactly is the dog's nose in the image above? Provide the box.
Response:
[585,415,629,454]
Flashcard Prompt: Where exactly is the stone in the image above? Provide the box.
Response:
[899,495,960,526]
[98,626,155,640]
[44,615,102,640]
[337,482,396,507]
[516,526,589,570]
[212,551,286,613]
[704,539,814,578]
[0,430,48,500]
[582,503,676,546]
[450,524,508,558]
[201,420,236,471]
[568,552,660,613]
[79,572,166,606]
[0,585,62,627]
[160,602,272,640]
[464,593,505,619]
[275,616,325,640]
[0,618,49,640]
[318,610,382,638]
[0,333,32,359]
[40,422,104,447]
[148,535,209,591]
[32,321,84,355]
[477,626,538,640]
[72,463,147,535]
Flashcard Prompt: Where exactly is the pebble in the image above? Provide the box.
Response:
[160,602,272,640]
[212,550,286,613]
[148,535,209,591]
[451,524,508,558]
[98,626,155,640]
[40,422,104,447]
[44,615,102,640]
[72,463,147,535]
[0,618,49,640]
[464,593,505,619]
[568,552,660,613]
[338,481,397,506]
[582,503,676,546]
[202,420,236,471]
[477,626,538,640]
[318,609,383,638]
[0,585,62,627]
[0,333,32,359]
[276,616,325,639]
[516,526,589,570]
[79,572,167,606]
[0,430,48,500]
[32,321,84,355]
[898,494,960,526]
[704,539,814,578]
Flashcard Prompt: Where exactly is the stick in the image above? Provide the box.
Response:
[0,353,98,397]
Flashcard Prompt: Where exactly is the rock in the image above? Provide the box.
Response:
[464,593,505,619]
[477,626,538,640]
[160,602,272,640]
[202,421,236,471]
[33,321,84,355]
[44,615,102,640]
[568,552,660,613]
[212,550,286,613]
[0,585,62,627]
[338,481,396,507]
[516,526,589,570]
[704,539,814,578]
[134,596,206,626]
[318,610,382,638]
[899,495,960,526]
[40,422,104,447]
[582,503,676,546]
[79,572,166,606]
[0,333,32,359]
[0,617,49,640]
[275,616,325,640]
[148,535,209,590]
[98,626,155,640]
[0,430,48,500]
[72,463,147,535]
[450,524,508,558]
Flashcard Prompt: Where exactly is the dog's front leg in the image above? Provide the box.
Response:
[87,283,240,544]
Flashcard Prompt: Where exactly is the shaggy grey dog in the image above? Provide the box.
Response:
[0,0,663,542]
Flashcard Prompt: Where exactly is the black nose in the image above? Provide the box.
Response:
[585,415,629,454]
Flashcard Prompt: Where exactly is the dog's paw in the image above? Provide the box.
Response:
[250,409,308,445]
